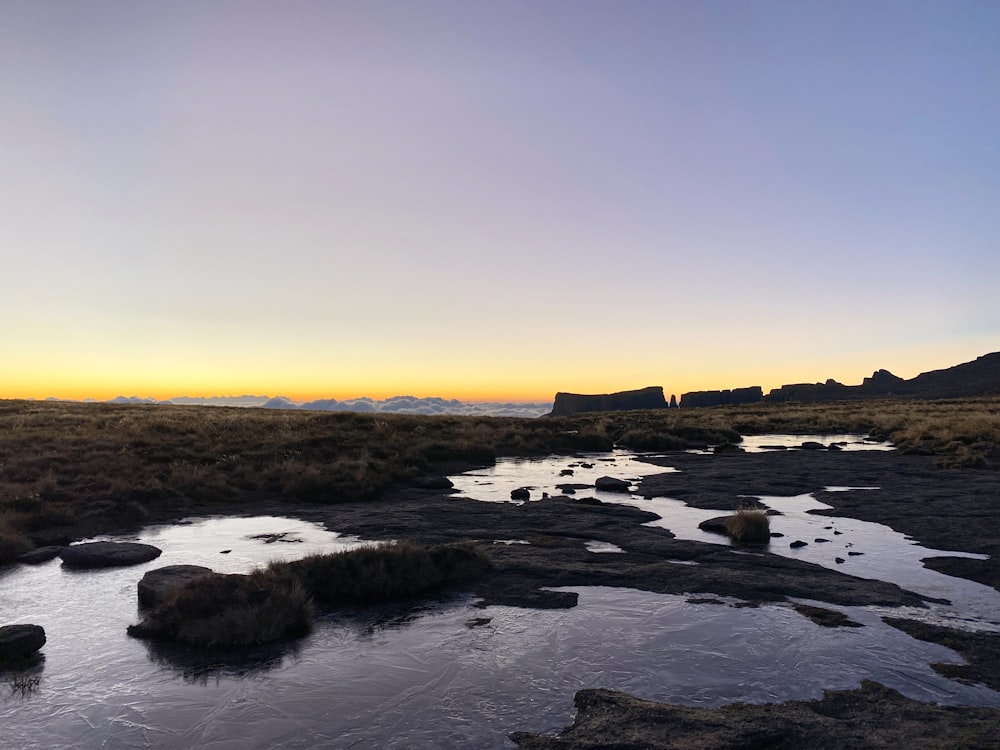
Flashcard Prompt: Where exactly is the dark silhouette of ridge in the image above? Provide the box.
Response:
[766,352,1000,402]
[547,387,668,417]
[547,352,1000,414]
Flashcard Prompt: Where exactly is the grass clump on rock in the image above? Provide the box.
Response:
[128,569,312,648]
[128,542,489,648]
[276,541,490,606]
[725,507,771,545]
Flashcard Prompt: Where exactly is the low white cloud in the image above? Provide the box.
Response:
[100,393,552,417]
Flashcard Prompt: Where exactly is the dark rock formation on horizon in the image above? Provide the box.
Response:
[681,386,763,408]
[547,386,668,417]
[766,352,1000,402]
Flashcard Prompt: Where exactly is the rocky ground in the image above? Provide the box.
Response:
[309,448,1000,748]
[13,446,1000,747]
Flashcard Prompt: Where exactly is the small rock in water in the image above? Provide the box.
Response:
[800,441,826,450]
[59,541,162,569]
[835,557,846,564]
[511,487,530,501]
[595,476,631,493]
[138,565,214,608]
[848,551,864,556]
[0,624,46,663]
[790,540,808,549]
[815,538,831,543]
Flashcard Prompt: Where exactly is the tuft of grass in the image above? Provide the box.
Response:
[128,568,313,648]
[128,541,490,648]
[275,541,491,606]
[725,507,771,545]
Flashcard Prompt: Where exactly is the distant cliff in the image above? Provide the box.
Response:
[681,386,763,408]
[547,386,669,417]
[766,352,1000,402]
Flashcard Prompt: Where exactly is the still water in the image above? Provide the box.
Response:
[3,440,999,749]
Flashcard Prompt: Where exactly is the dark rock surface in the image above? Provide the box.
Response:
[306,489,932,611]
[59,541,162,569]
[16,546,64,564]
[883,618,1000,692]
[547,386,667,417]
[593,476,630,493]
[508,681,1000,749]
[792,603,863,628]
[138,565,214,608]
[0,624,46,663]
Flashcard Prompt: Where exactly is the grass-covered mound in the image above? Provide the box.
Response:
[128,542,489,648]
[128,568,312,647]
[276,541,490,605]
[725,507,771,544]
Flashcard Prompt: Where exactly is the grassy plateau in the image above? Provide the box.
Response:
[1,396,999,564]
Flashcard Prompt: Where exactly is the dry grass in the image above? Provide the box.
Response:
[274,541,490,605]
[127,568,313,647]
[1,397,998,553]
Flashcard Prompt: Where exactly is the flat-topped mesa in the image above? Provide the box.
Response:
[680,386,763,408]
[547,386,668,417]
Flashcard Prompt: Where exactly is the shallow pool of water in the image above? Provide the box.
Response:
[4,581,997,749]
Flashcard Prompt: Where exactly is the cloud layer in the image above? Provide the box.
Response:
[107,394,552,418]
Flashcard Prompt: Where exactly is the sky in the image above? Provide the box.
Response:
[2,1,998,403]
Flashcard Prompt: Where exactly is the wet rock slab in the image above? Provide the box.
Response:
[137,565,214,608]
[16,546,64,564]
[509,681,1000,749]
[59,541,162,569]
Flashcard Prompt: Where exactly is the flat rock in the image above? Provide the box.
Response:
[17,546,64,564]
[60,541,162,569]
[0,624,46,663]
[137,565,213,608]
[698,516,732,536]
[594,476,631,493]
[509,681,1000,748]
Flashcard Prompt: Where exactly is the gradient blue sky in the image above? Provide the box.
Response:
[3,1,998,401]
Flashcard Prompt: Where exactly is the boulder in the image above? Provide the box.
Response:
[0,624,46,663]
[510,488,530,501]
[595,476,630,493]
[138,565,213,608]
[698,516,731,536]
[800,441,826,450]
[17,546,64,564]
[60,541,162,569]
[410,475,454,490]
